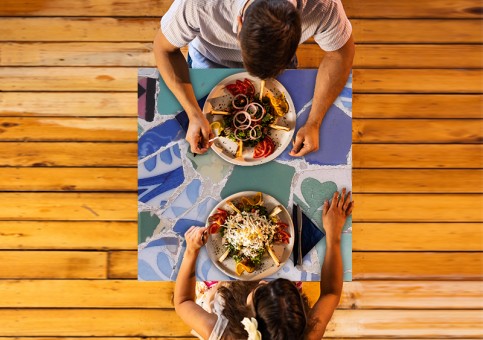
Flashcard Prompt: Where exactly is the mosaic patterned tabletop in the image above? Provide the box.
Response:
[138,68,352,281]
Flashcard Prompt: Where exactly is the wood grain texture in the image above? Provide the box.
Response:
[353,119,483,143]
[0,92,136,117]
[0,251,107,279]
[0,142,136,167]
[2,43,482,69]
[352,169,483,193]
[299,44,483,69]
[0,168,480,193]
[1,280,481,309]
[0,117,137,141]
[1,18,481,43]
[1,0,482,18]
[353,94,483,118]
[0,309,480,337]
[0,193,137,221]
[0,167,137,191]
[353,223,483,251]
[352,144,483,168]
[0,67,137,91]
[109,251,483,280]
[0,221,136,250]
[1,118,480,143]
[352,194,482,222]
[353,69,483,93]
[1,143,480,168]
[2,68,482,93]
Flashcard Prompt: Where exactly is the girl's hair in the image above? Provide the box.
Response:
[218,279,309,339]
[254,279,309,339]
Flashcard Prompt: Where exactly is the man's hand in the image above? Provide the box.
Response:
[186,114,214,154]
[289,123,320,157]
[322,188,353,242]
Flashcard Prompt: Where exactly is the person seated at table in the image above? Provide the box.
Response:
[153,0,354,157]
[174,188,353,339]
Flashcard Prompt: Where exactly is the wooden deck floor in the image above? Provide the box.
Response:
[0,0,482,338]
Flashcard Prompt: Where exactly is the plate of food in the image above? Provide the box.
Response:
[202,72,296,166]
[205,191,294,280]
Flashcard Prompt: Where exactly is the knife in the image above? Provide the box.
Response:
[296,204,303,266]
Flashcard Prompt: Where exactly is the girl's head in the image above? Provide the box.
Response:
[251,278,308,339]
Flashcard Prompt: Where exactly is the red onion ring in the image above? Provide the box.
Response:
[244,102,265,122]
[233,111,252,129]
[232,94,248,109]
[249,125,262,140]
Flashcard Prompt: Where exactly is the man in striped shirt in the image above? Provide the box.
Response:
[154,0,354,156]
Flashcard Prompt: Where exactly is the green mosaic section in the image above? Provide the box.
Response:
[138,211,160,244]
[220,161,296,207]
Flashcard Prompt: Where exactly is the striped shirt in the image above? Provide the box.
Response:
[161,0,352,68]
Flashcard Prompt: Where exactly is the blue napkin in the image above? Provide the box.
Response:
[292,204,325,265]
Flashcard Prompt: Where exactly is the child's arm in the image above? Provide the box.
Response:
[174,226,217,339]
[305,189,353,340]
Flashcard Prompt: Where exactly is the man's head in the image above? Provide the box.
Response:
[239,0,301,79]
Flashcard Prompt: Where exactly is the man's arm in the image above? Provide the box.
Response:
[153,30,213,154]
[290,35,355,157]
[174,226,217,339]
[305,189,353,340]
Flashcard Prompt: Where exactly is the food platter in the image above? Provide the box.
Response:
[202,72,296,166]
[205,191,294,280]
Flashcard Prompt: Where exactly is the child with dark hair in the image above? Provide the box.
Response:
[175,189,353,339]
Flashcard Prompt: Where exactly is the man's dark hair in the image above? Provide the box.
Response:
[240,0,302,79]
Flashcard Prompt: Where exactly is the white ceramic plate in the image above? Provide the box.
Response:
[202,72,295,166]
[205,191,294,281]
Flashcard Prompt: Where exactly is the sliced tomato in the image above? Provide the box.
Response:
[208,223,221,234]
[253,139,268,158]
[225,84,240,96]
[243,78,255,96]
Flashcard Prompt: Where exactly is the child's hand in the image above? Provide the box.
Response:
[322,188,353,243]
[185,226,208,254]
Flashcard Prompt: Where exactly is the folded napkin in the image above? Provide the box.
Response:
[292,204,325,265]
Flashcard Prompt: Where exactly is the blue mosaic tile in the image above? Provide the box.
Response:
[138,144,184,208]
[277,70,317,113]
[138,119,185,159]
[162,179,203,219]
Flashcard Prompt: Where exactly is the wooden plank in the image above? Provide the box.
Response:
[2,118,480,143]
[0,221,136,250]
[1,0,481,18]
[0,143,479,168]
[2,68,481,93]
[354,252,483,280]
[351,19,483,43]
[3,43,482,69]
[0,142,137,167]
[0,117,137,141]
[0,193,137,221]
[0,167,137,191]
[3,93,479,119]
[353,119,483,144]
[0,193,479,222]
[353,223,483,251]
[353,169,483,193]
[344,0,483,19]
[353,144,482,169]
[109,250,483,280]
[353,94,483,119]
[299,44,483,69]
[1,18,481,43]
[353,194,482,222]
[0,309,479,337]
[353,69,483,93]
[0,67,137,92]
[0,251,107,279]
[0,280,481,309]
[0,168,479,193]
[0,92,136,117]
